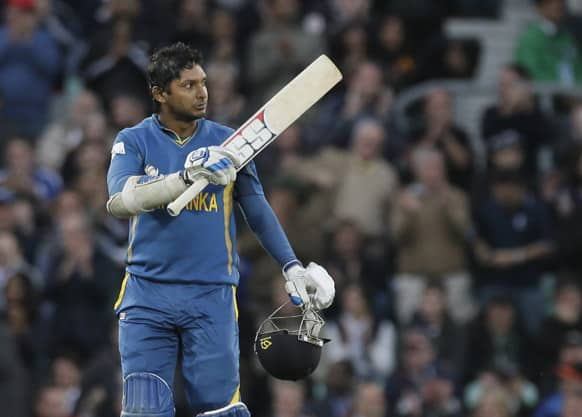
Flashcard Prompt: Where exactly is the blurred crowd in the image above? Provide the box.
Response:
[1,0,582,416]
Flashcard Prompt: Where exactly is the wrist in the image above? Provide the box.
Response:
[282,259,303,278]
[180,170,193,186]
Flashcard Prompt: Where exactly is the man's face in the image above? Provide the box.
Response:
[539,0,564,23]
[160,65,208,122]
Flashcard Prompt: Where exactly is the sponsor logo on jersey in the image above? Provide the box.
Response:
[111,142,126,159]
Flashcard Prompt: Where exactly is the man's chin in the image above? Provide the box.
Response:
[175,111,204,122]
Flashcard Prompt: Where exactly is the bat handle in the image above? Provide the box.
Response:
[167,177,210,216]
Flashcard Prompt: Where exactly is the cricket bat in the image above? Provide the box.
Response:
[167,54,343,216]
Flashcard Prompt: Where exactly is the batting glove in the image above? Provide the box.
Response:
[283,261,335,310]
[183,146,242,186]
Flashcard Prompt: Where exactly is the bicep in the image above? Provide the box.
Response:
[107,136,144,195]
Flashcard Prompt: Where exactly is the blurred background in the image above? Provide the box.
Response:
[1,0,582,416]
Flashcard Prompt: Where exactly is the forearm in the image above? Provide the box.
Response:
[238,194,297,267]
[107,173,187,218]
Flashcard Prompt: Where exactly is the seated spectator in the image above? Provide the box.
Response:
[205,62,246,127]
[42,213,122,361]
[0,320,28,417]
[329,21,371,78]
[323,219,390,319]
[464,363,538,417]
[547,148,582,274]
[386,327,455,417]
[537,279,582,379]
[391,147,473,324]
[269,379,314,417]
[246,0,324,104]
[463,295,532,384]
[472,170,554,334]
[49,353,82,415]
[309,61,393,149]
[408,88,474,190]
[0,137,62,203]
[372,14,417,91]
[311,360,355,417]
[351,382,388,417]
[534,362,582,417]
[471,387,517,417]
[0,0,62,137]
[410,283,465,372]
[515,0,582,85]
[34,384,69,417]
[320,283,397,380]
[481,63,552,178]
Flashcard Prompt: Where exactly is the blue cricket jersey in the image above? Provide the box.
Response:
[107,115,296,285]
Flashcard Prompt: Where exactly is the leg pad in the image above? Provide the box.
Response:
[121,372,175,417]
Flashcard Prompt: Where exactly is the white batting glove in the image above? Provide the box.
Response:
[283,261,335,310]
[183,146,243,186]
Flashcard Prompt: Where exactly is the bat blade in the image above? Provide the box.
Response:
[167,54,342,216]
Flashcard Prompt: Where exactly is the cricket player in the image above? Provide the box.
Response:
[106,42,335,417]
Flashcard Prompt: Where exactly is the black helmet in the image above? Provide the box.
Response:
[254,302,329,381]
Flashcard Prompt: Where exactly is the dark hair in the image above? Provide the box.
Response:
[147,42,204,110]
[505,62,531,81]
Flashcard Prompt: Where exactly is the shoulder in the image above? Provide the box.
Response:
[202,119,235,143]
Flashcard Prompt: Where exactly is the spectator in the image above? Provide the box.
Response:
[471,387,516,417]
[537,280,582,378]
[351,382,388,417]
[205,62,246,127]
[0,0,62,137]
[269,380,314,417]
[170,0,211,57]
[333,118,398,240]
[0,137,63,203]
[329,21,371,77]
[320,283,397,380]
[515,0,582,85]
[385,327,452,417]
[472,169,554,334]
[36,90,103,171]
[34,384,69,417]
[80,4,150,105]
[391,147,473,324]
[310,61,393,149]
[50,353,82,415]
[323,219,390,319]
[463,295,531,384]
[534,362,582,417]
[464,363,538,417]
[373,14,417,91]
[408,88,474,190]
[410,283,465,372]
[311,360,355,417]
[247,0,324,104]
[481,64,552,178]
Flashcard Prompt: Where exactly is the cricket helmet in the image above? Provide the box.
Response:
[254,302,329,381]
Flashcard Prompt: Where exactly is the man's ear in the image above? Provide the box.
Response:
[151,86,167,105]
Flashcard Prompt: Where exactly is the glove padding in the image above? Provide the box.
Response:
[184,146,243,186]
[283,262,335,310]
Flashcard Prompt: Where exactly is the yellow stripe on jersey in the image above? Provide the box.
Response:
[229,384,241,405]
[127,215,138,263]
[113,272,129,310]
[223,183,234,275]
[232,285,239,321]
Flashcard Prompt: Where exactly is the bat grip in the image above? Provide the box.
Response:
[167,177,210,216]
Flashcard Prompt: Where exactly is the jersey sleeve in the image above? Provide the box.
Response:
[234,161,264,199]
[107,132,144,196]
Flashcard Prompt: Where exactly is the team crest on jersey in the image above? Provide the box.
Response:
[111,142,126,159]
